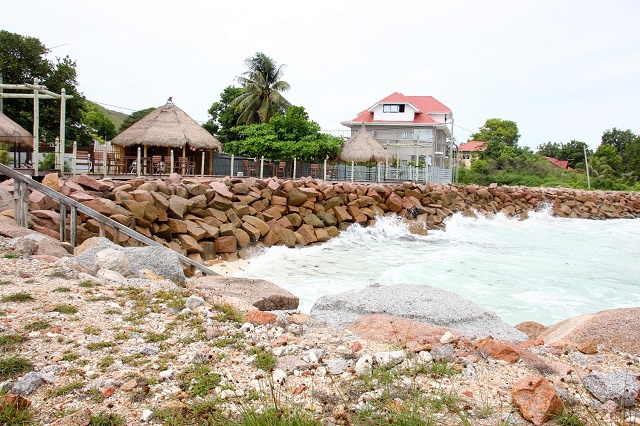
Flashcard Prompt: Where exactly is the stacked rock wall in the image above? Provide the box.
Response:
[2,174,640,265]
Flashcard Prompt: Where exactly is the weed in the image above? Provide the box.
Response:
[62,353,80,361]
[155,398,227,424]
[0,356,33,379]
[79,280,99,288]
[237,406,318,425]
[87,387,104,403]
[113,331,128,341]
[24,320,50,331]
[423,360,458,378]
[88,296,112,302]
[84,326,101,335]
[99,356,115,369]
[54,304,78,314]
[48,380,83,397]
[1,292,33,303]
[553,409,587,426]
[48,270,65,278]
[53,286,71,293]
[2,251,18,259]
[104,308,121,315]
[0,395,34,424]
[215,303,244,323]
[86,341,115,351]
[89,412,125,425]
[144,332,169,343]
[0,280,11,285]
[250,347,277,372]
[180,364,221,397]
[0,334,26,351]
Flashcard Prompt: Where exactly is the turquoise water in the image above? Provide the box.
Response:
[235,209,640,326]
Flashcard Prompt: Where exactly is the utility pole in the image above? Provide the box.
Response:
[583,145,591,190]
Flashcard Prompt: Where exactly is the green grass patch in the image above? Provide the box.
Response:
[2,251,18,259]
[0,280,12,286]
[0,394,34,424]
[54,304,78,314]
[89,412,125,425]
[79,280,99,288]
[215,303,244,323]
[1,292,33,303]
[99,355,115,369]
[104,308,121,315]
[248,347,277,372]
[48,380,83,397]
[53,286,71,293]
[24,320,50,331]
[0,334,27,351]
[144,332,169,343]
[62,353,80,361]
[85,341,115,351]
[84,326,101,335]
[180,364,221,398]
[0,356,33,379]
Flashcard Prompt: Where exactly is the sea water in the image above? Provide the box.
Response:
[234,208,640,326]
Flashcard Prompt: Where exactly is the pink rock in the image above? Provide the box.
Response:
[512,375,564,426]
[243,310,277,325]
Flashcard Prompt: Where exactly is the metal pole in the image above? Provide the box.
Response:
[137,147,141,176]
[103,142,108,178]
[33,79,39,176]
[385,147,389,180]
[70,206,77,247]
[201,151,205,176]
[584,145,591,190]
[230,154,234,177]
[72,141,77,176]
[60,88,66,174]
[351,160,354,183]
[293,157,297,180]
[260,156,264,179]
[59,204,66,242]
[170,150,174,174]
[377,162,380,183]
[323,157,327,182]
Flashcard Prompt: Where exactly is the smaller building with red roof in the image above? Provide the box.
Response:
[457,141,486,168]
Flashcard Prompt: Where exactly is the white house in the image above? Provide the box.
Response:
[340,92,453,169]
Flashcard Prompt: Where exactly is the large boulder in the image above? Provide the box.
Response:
[539,307,640,354]
[73,237,186,284]
[310,283,527,343]
[188,276,299,311]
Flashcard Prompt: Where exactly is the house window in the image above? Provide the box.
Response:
[413,128,433,142]
[373,130,378,138]
[462,154,470,160]
[383,104,405,113]
[402,131,408,140]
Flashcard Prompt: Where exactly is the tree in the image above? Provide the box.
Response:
[203,86,243,143]
[0,30,88,145]
[558,140,591,169]
[230,52,291,125]
[594,143,622,176]
[537,142,561,158]
[601,128,636,157]
[471,118,520,147]
[82,103,116,142]
[622,136,640,180]
[118,107,156,133]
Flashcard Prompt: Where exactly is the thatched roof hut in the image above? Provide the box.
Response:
[112,101,222,151]
[339,124,391,163]
[0,112,32,147]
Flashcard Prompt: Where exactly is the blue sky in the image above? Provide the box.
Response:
[4,0,640,149]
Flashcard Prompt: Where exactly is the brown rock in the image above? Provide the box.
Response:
[214,235,237,253]
[176,234,204,253]
[42,173,60,191]
[475,337,520,363]
[120,379,137,391]
[189,276,299,310]
[49,407,91,426]
[515,321,548,340]
[244,310,277,325]
[511,375,564,426]
[287,187,308,206]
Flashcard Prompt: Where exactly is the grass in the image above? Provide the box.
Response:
[86,341,115,351]
[215,303,244,323]
[248,347,277,372]
[99,355,115,369]
[84,326,101,335]
[79,280,99,288]
[54,304,78,314]
[48,380,83,397]
[0,334,27,352]
[2,251,18,259]
[0,356,33,379]
[62,353,80,361]
[24,320,50,331]
[1,292,33,303]
[0,280,11,286]
[144,332,169,343]
[89,412,125,425]
[180,364,221,398]
[53,286,71,293]
[0,395,34,425]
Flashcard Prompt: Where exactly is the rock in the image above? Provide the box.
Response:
[374,351,405,368]
[185,295,206,310]
[49,407,92,426]
[142,409,154,422]
[515,321,548,340]
[120,379,137,391]
[214,235,237,253]
[582,371,639,407]
[476,337,521,363]
[243,310,277,325]
[94,248,131,276]
[189,276,299,311]
[0,393,31,411]
[355,355,373,376]
[431,344,455,362]
[287,188,307,206]
[311,283,526,342]
[14,233,69,258]
[511,375,564,426]
[539,307,640,354]
[11,372,42,396]
[323,358,348,375]
[440,331,456,344]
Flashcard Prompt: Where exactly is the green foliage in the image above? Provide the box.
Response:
[48,380,83,397]
[181,364,221,397]
[0,148,10,165]
[248,347,277,372]
[89,412,125,426]
[471,118,520,147]
[54,304,77,314]
[224,106,343,161]
[0,334,26,352]
[0,30,89,146]
[537,140,591,169]
[231,52,291,125]
[594,143,623,176]
[0,356,33,379]
[236,406,317,426]
[83,102,116,141]
[1,292,33,303]
[601,127,635,156]
[24,320,50,331]
[0,394,34,424]
[118,107,156,133]
[204,86,243,142]
[2,251,18,259]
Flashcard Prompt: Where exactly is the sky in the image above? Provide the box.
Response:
[3,0,640,150]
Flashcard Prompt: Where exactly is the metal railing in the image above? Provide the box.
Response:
[0,163,218,276]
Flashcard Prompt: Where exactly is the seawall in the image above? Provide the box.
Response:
[3,174,639,269]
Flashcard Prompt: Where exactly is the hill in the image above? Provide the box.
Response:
[90,101,129,131]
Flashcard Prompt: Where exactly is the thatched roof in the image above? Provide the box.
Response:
[112,101,222,151]
[0,112,33,146]
[339,125,391,163]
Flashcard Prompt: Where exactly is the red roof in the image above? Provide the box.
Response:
[544,157,572,170]
[458,141,486,152]
[343,92,450,125]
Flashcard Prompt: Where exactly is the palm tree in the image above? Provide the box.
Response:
[231,52,291,125]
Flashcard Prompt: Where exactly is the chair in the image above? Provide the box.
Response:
[107,153,125,174]
[75,151,92,172]
[242,159,256,177]
[276,161,287,178]
[177,157,195,175]
[310,164,321,178]
[151,155,165,174]
[326,164,337,181]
